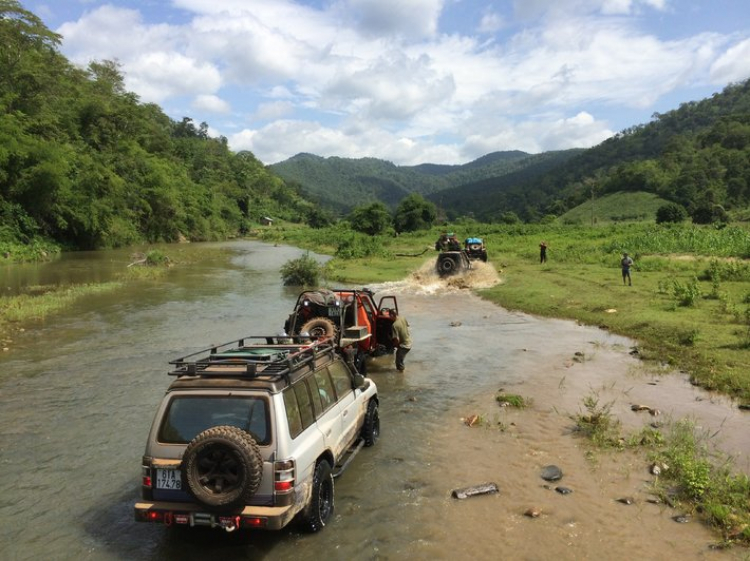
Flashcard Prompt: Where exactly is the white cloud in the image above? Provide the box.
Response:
[128,52,222,103]
[54,0,748,165]
[710,38,750,84]
[479,10,505,34]
[254,101,295,121]
[335,0,444,39]
[192,94,231,114]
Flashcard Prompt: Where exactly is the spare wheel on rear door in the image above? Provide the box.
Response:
[300,317,338,339]
[182,425,263,510]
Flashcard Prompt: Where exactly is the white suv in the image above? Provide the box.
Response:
[133,335,380,532]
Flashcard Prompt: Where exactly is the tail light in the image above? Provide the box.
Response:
[141,465,153,488]
[274,459,296,492]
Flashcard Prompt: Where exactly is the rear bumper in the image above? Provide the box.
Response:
[133,501,297,531]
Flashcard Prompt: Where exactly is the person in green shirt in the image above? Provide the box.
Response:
[390,310,412,372]
[621,252,634,286]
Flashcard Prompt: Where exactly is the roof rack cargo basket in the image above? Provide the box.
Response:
[167,335,337,381]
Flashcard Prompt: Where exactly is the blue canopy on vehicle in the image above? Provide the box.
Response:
[465,237,483,244]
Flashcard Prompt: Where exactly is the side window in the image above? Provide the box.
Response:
[328,361,353,400]
[313,369,336,412]
[307,375,323,418]
[294,381,315,430]
[282,388,303,439]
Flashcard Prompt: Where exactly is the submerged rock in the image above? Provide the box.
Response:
[541,465,563,482]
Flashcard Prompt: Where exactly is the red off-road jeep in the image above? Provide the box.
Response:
[283,288,399,374]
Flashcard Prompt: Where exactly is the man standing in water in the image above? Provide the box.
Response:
[390,309,412,372]
[621,252,634,286]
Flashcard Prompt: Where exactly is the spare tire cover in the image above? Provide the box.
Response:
[182,425,263,510]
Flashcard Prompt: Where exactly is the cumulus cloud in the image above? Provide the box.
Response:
[335,0,444,39]
[710,38,750,84]
[54,0,749,165]
[127,52,222,103]
[253,101,295,121]
[192,94,231,114]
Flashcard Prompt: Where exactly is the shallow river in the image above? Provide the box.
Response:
[0,240,748,560]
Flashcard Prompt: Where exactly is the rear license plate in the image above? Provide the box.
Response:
[156,468,182,490]
[327,306,339,317]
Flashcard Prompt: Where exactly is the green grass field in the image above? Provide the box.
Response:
[264,217,750,403]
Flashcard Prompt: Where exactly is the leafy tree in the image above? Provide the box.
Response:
[349,202,392,235]
[656,203,687,224]
[393,193,436,233]
[692,204,729,225]
[306,206,336,228]
[498,211,521,224]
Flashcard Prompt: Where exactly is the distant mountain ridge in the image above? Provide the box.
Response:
[270,150,579,213]
[273,79,750,223]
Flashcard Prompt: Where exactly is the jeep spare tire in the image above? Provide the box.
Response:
[300,317,337,339]
[182,425,263,510]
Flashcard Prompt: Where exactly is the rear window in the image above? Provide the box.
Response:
[159,396,270,445]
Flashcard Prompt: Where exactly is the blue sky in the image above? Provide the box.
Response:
[30,0,750,165]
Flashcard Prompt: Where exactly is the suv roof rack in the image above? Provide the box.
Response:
[168,335,337,383]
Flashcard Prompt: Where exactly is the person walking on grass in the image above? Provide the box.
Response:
[390,309,412,372]
[539,241,548,263]
[621,252,634,286]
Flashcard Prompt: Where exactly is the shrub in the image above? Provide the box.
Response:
[280,253,320,286]
[335,234,389,259]
[572,392,621,447]
[656,203,687,224]
[145,249,170,266]
[672,277,701,306]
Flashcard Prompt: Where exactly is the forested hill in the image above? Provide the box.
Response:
[274,80,750,223]
[434,80,750,222]
[270,150,583,213]
[0,1,316,252]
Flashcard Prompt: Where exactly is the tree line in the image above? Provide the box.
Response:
[0,1,316,254]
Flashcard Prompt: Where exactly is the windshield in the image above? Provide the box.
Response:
[158,396,270,445]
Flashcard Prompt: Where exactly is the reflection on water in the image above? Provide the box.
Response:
[0,241,745,560]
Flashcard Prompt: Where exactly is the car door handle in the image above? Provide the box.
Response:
[326,429,332,437]
[342,410,348,417]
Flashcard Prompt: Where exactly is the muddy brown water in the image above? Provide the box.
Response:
[0,241,748,560]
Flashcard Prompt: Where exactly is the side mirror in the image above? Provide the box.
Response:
[353,372,365,389]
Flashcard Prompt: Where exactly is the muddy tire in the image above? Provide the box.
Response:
[361,400,380,447]
[182,425,263,511]
[299,460,334,532]
[300,317,338,339]
[437,254,459,275]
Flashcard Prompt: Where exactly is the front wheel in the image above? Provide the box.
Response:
[300,460,334,532]
[361,400,380,447]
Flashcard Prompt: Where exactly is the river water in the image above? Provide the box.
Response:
[0,240,748,560]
